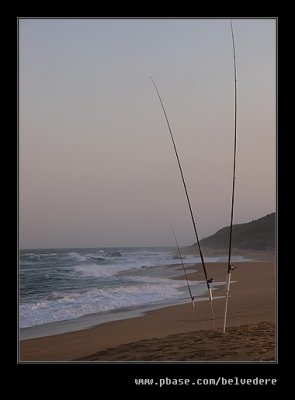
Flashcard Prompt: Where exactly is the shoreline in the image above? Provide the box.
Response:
[20,256,276,362]
[20,252,269,340]
[19,262,209,341]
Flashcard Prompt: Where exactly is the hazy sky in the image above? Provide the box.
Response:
[19,18,276,249]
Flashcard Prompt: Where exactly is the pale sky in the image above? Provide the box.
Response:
[19,18,276,249]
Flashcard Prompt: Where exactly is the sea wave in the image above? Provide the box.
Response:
[73,263,128,278]
[19,277,187,328]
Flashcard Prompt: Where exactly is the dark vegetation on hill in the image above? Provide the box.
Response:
[189,213,275,252]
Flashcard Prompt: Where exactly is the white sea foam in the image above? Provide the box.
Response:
[19,277,189,328]
[38,253,58,257]
[73,263,128,278]
[20,247,227,330]
[65,252,87,262]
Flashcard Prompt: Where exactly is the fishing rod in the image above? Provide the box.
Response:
[170,226,195,308]
[223,21,238,333]
[151,77,215,328]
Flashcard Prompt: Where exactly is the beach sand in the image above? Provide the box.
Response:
[20,255,276,362]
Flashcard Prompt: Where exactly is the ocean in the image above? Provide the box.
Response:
[19,247,227,339]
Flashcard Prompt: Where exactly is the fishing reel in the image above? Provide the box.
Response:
[192,296,196,309]
[207,278,214,284]
[192,296,196,308]
[228,264,237,273]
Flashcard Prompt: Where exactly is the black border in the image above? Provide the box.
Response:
[15,15,287,393]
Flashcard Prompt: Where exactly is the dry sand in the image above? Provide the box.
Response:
[20,256,276,362]
[77,321,275,362]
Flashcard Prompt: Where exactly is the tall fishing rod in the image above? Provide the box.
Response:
[170,226,195,307]
[223,21,238,333]
[151,77,215,328]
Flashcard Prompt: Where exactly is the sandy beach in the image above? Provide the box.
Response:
[20,254,276,362]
